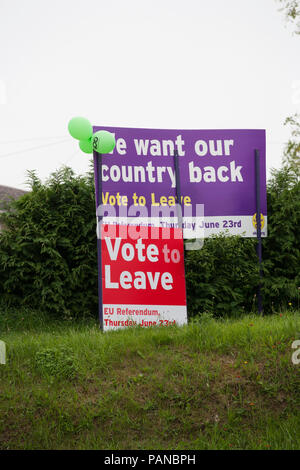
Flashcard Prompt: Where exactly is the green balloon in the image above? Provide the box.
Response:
[79,138,93,154]
[68,117,93,141]
[92,130,116,154]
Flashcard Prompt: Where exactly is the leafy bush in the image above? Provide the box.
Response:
[0,167,98,318]
[185,166,300,315]
[262,166,300,310]
[185,235,259,317]
[0,163,299,318]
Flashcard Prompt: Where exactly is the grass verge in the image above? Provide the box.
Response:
[0,308,299,450]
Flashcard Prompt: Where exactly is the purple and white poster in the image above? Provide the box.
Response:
[94,126,267,239]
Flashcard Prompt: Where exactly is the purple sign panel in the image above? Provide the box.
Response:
[93,126,267,238]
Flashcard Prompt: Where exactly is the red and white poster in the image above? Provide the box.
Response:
[101,225,187,331]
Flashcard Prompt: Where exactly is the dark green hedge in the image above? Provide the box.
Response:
[0,168,98,318]
[186,167,300,316]
[0,166,299,318]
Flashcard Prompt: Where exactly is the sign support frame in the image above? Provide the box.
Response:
[255,148,263,315]
[173,148,188,322]
[94,150,104,330]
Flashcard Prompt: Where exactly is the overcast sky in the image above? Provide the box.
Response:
[0,0,299,190]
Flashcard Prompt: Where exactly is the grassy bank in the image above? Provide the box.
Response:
[0,309,299,450]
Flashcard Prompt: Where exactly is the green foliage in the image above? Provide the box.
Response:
[283,114,300,173]
[262,166,300,310]
[0,167,98,317]
[278,0,300,34]
[185,235,259,317]
[185,166,300,315]
[35,347,77,380]
[0,159,299,319]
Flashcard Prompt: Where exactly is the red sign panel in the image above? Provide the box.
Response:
[101,225,187,330]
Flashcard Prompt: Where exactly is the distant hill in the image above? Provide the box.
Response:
[0,184,28,210]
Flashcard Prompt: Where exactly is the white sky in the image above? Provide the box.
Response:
[0,0,299,190]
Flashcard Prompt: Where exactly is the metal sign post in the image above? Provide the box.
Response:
[173,149,183,234]
[255,149,263,315]
[94,150,104,329]
[173,148,188,320]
